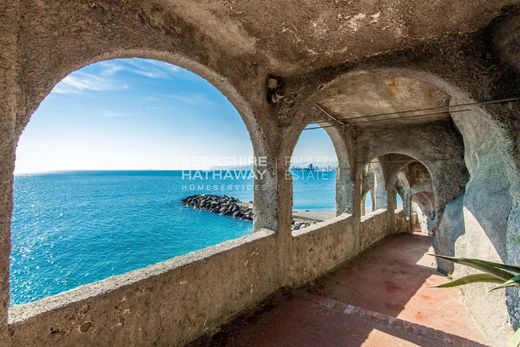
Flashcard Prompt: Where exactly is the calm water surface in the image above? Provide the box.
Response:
[11,170,335,304]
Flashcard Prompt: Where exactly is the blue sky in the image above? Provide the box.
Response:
[15,58,337,173]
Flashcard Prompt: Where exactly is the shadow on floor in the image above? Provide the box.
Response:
[190,234,489,347]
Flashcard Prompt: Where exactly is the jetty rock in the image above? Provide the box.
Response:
[182,194,253,221]
[181,194,316,230]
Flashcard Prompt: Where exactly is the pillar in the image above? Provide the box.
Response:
[0,1,21,340]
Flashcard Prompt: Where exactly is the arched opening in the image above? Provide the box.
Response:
[362,190,374,216]
[360,158,388,215]
[411,191,435,236]
[10,58,262,305]
[396,192,404,210]
[289,123,339,230]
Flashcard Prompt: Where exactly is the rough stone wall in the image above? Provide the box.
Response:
[289,215,357,286]
[395,209,408,234]
[275,24,520,340]
[355,122,468,220]
[0,1,21,343]
[9,231,280,347]
[8,210,397,347]
[359,209,394,251]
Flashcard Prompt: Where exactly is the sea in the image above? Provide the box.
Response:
[10,169,336,305]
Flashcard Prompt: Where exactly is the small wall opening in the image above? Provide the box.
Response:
[396,193,404,210]
[362,191,374,216]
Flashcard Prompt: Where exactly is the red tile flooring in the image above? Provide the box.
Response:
[196,234,490,347]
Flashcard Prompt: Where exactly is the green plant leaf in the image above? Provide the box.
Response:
[465,259,520,274]
[491,274,520,291]
[508,327,520,347]
[430,254,520,274]
[429,254,516,281]
[434,274,505,288]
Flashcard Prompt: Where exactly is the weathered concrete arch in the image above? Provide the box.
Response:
[16,52,278,234]
[361,160,387,212]
[339,66,519,337]
[380,155,415,191]
[355,125,467,220]
[286,68,469,214]
[361,189,375,216]
[18,50,264,153]
[281,121,354,216]
[282,62,519,338]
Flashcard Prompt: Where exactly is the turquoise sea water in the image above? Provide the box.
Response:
[11,170,335,305]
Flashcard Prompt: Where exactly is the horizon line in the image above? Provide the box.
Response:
[14,166,339,176]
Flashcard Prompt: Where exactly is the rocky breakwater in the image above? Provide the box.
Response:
[182,194,254,220]
[181,194,317,230]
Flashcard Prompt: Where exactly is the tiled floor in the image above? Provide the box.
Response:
[198,234,490,347]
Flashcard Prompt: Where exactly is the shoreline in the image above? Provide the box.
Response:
[182,194,335,230]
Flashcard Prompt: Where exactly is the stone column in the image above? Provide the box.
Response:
[372,161,388,210]
[386,189,397,234]
[404,195,413,234]
[0,1,20,340]
[252,152,278,233]
[336,163,354,216]
[352,164,364,251]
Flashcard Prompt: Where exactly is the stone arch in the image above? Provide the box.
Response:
[360,160,387,212]
[361,189,375,216]
[381,156,434,220]
[281,120,354,216]
[358,147,451,220]
[288,68,469,217]
[14,52,276,232]
[297,65,519,337]
[411,191,436,235]
[370,159,388,210]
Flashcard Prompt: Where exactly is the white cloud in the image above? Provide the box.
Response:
[122,59,181,79]
[51,58,182,95]
[143,92,216,108]
[52,71,128,95]
[98,62,124,77]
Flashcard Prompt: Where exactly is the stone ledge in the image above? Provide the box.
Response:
[292,213,353,238]
[8,228,276,325]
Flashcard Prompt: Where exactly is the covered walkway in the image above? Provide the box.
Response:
[200,234,489,347]
[3,2,520,346]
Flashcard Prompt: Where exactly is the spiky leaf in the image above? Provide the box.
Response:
[492,274,520,291]
[430,254,516,281]
[462,258,520,274]
[434,274,505,288]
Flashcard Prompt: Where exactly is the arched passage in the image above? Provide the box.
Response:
[289,66,519,340]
